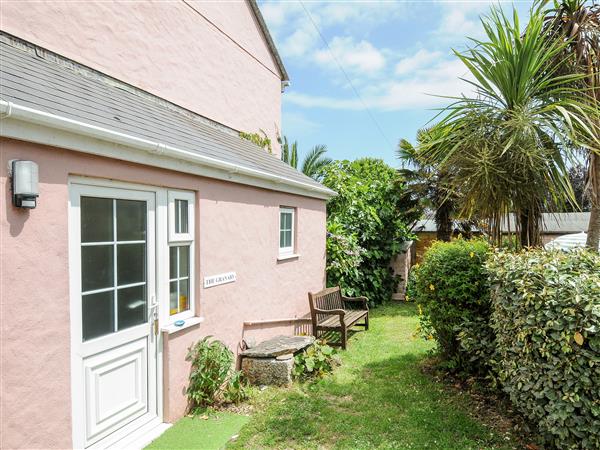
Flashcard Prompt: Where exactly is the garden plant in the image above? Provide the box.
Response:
[186,336,248,409]
[320,158,416,304]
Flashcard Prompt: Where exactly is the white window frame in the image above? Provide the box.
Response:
[168,190,194,242]
[279,207,295,257]
[167,190,195,323]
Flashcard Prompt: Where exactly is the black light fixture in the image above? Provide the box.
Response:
[10,160,39,209]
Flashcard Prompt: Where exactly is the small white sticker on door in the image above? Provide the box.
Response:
[203,271,236,288]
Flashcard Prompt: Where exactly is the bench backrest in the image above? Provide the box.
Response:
[308,286,344,324]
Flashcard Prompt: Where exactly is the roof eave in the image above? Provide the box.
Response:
[247,0,289,83]
[0,100,336,200]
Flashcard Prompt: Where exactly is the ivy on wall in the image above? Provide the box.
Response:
[239,130,272,154]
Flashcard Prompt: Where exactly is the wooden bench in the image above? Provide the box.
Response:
[308,286,369,349]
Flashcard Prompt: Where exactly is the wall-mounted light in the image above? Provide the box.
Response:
[9,160,39,209]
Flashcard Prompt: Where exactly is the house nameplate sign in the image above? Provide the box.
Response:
[204,271,236,288]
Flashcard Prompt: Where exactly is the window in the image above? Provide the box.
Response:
[168,191,195,320]
[80,196,148,341]
[168,191,193,242]
[169,245,190,315]
[279,207,295,256]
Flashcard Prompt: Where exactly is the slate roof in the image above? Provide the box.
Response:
[0,35,330,196]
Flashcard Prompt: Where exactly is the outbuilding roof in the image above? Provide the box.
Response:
[415,212,591,234]
[0,34,333,199]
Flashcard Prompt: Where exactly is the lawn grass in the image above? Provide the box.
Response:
[146,411,249,450]
[228,303,519,450]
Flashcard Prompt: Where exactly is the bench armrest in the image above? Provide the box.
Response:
[342,296,369,310]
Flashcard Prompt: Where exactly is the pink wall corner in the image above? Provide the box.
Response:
[1,139,326,445]
[0,0,283,155]
[1,143,73,449]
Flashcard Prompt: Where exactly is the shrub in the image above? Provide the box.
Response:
[292,340,340,380]
[487,249,600,450]
[325,220,364,295]
[320,158,414,304]
[408,238,493,373]
[186,336,247,408]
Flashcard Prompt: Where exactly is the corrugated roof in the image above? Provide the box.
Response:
[541,213,590,233]
[415,212,591,234]
[545,232,596,251]
[0,34,331,197]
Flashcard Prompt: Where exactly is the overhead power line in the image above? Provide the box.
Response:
[299,0,395,152]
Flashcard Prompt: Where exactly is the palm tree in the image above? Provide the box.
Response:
[422,4,596,248]
[280,136,332,180]
[398,126,456,241]
[280,136,299,170]
[301,145,332,180]
[542,0,600,250]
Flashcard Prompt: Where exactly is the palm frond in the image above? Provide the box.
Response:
[301,144,332,180]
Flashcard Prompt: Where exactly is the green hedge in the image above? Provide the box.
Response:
[487,249,600,449]
[408,238,493,372]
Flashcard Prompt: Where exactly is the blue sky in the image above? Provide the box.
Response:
[259,1,532,166]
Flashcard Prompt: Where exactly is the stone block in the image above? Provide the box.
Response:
[242,356,294,386]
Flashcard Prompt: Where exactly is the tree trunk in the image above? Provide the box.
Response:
[586,153,600,251]
[519,207,542,248]
[435,202,453,241]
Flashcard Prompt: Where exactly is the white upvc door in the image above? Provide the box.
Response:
[69,182,160,449]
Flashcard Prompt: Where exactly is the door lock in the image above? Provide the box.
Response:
[149,296,159,336]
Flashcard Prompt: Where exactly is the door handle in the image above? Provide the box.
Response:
[149,296,159,336]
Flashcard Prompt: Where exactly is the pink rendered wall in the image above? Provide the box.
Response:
[0,139,326,448]
[0,0,283,155]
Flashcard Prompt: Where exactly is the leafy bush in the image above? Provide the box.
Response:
[292,340,340,380]
[320,158,414,304]
[186,336,247,408]
[325,220,364,292]
[408,238,493,373]
[487,249,600,450]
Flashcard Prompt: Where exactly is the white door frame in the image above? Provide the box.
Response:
[68,176,168,449]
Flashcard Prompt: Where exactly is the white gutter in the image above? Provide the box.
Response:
[0,100,336,198]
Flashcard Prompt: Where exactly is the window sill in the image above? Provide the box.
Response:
[161,316,204,335]
[277,253,300,261]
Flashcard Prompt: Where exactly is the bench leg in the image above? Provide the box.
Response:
[364,314,369,331]
[341,327,348,350]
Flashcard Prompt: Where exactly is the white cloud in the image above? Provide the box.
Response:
[259,0,407,64]
[314,36,386,74]
[284,57,473,112]
[395,49,443,76]
[279,22,319,58]
[317,1,408,27]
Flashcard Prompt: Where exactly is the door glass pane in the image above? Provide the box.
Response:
[82,290,114,341]
[116,199,146,241]
[169,246,177,279]
[81,197,113,243]
[179,279,189,312]
[81,245,113,292]
[117,243,146,285]
[169,281,178,315]
[118,284,146,331]
[179,246,189,277]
